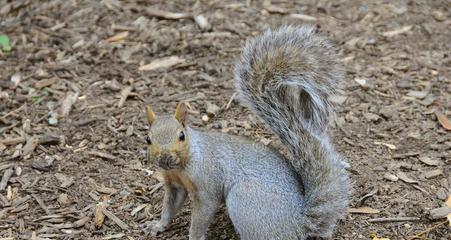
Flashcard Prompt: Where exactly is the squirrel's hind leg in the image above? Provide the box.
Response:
[141,183,187,236]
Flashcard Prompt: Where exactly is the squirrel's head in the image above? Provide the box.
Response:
[145,102,190,171]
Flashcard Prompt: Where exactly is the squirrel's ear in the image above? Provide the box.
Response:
[146,105,156,125]
[174,102,188,125]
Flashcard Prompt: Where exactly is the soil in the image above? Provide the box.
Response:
[0,0,450,239]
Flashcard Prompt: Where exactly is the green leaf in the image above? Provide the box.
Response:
[0,34,11,52]
[31,96,42,103]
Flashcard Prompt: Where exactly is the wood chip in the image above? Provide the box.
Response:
[106,31,129,42]
[0,136,25,145]
[31,193,51,215]
[194,15,211,31]
[31,155,54,171]
[34,78,57,89]
[430,206,451,219]
[117,86,132,108]
[435,111,451,130]
[58,92,79,117]
[145,7,192,20]
[130,204,147,216]
[381,25,412,37]
[393,152,421,159]
[102,208,129,230]
[289,13,317,22]
[374,141,397,150]
[88,151,116,161]
[96,185,118,195]
[418,156,441,166]
[397,172,418,183]
[348,206,380,214]
[54,173,74,188]
[263,1,288,14]
[22,136,40,156]
[383,173,399,182]
[0,168,14,191]
[139,56,186,72]
[95,201,107,229]
[423,169,443,179]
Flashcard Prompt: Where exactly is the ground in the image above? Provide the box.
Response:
[0,0,450,239]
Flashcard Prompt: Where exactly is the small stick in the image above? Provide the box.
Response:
[224,93,237,110]
[406,220,447,240]
[368,216,420,223]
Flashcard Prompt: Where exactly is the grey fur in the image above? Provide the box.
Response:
[142,25,350,240]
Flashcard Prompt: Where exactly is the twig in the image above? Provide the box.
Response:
[406,220,447,240]
[368,216,420,223]
[102,208,129,230]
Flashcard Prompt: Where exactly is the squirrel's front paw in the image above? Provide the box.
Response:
[140,220,166,236]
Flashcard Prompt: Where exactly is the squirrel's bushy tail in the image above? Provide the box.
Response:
[235,26,350,238]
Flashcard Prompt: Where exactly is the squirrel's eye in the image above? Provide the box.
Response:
[179,131,185,142]
[145,135,152,145]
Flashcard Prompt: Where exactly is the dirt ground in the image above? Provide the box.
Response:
[1,0,450,239]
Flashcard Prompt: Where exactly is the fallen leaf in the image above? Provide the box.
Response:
[435,111,451,130]
[106,31,129,42]
[382,25,412,37]
[139,56,186,71]
[0,34,11,52]
[374,141,397,150]
[348,206,380,214]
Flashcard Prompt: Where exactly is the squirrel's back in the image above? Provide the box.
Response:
[233,26,350,239]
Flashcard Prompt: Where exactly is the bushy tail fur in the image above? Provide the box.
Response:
[235,26,350,238]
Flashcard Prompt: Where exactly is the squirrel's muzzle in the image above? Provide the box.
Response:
[157,153,180,170]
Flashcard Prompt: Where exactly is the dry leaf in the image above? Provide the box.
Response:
[139,56,185,71]
[95,201,107,228]
[348,206,380,214]
[382,25,412,37]
[106,31,129,42]
[374,142,397,150]
[435,111,451,130]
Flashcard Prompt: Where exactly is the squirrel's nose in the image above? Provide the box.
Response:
[158,153,174,170]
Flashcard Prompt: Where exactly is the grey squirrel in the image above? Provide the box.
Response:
[140,26,350,240]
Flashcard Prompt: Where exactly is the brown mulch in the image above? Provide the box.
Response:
[0,0,450,239]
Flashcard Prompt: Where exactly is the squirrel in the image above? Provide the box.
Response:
[140,26,350,240]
